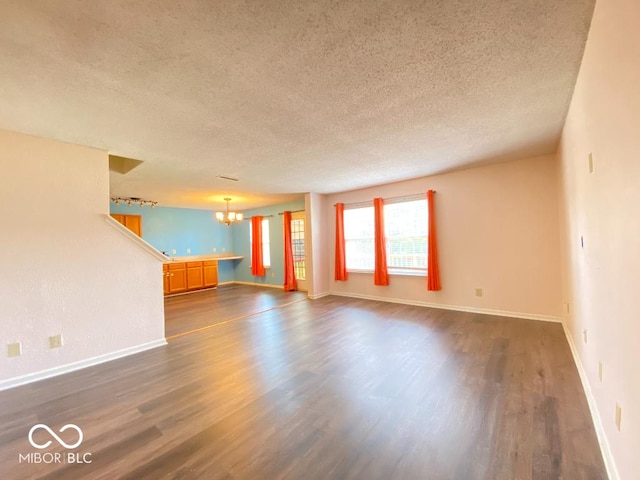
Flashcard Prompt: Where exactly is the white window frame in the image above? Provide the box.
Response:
[344,205,375,272]
[342,198,428,276]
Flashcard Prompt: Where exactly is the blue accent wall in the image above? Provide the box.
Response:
[110,204,235,282]
[232,200,306,287]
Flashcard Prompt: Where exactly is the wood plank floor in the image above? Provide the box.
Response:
[0,291,607,479]
[164,284,307,339]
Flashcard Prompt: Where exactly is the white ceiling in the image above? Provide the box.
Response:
[0,0,595,211]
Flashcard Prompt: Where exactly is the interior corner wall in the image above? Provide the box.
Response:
[110,203,235,283]
[327,155,563,320]
[0,130,165,387]
[231,199,305,287]
[109,204,234,258]
[557,0,640,477]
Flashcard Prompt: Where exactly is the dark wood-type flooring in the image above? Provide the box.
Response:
[164,284,307,339]
[0,290,607,479]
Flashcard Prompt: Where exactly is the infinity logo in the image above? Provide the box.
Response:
[28,424,83,450]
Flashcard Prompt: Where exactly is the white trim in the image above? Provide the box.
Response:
[232,281,283,289]
[308,291,331,300]
[328,291,562,322]
[562,322,619,480]
[104,215,167,261]
[0,339,167,391]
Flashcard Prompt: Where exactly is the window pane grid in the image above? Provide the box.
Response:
[290,218,305,280]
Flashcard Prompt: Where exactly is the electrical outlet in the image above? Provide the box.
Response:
[583,329,588,343]
[475,288,483,297]
[186,248,191,254]
[172,249,176,255]
[598,361,603,382]
[213,247,217,253]
[588,152,594,173]
[7,342,22,357]
[222,247,226,253]
[615,403,622,431]
[49,334,63,349]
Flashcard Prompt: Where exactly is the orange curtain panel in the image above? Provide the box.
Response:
[282,211,298,291]
[373,197,389,286]
[251,215,266,277]
[427,190,441,291]
[334,203,348,281]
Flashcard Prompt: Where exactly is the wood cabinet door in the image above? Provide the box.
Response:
[123,215,142,236]
[110,214,125,225]
[203,262,218,287]
[168,264,187,293]
[187,265,204,290]
[110,214,142,237]
[163,265,170,295]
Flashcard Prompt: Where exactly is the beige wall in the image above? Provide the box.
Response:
[558,0,640,477]
[325,155,563,320]
[0,130,165,388]
[306,192,331,298]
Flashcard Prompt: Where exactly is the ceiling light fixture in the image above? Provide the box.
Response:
[215,198,243,226]
[111,196,158,208]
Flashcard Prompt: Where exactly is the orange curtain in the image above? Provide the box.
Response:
[283,211,298,291]
[335,203,348,281]
[251,216,265,277]
[427,190,441,291]
[373,197,389,286]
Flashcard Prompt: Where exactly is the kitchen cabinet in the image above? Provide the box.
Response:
[163,264,170,295]
[167,262,187,294]
[111,214,142,237]
[186,262,204,290]
[203,260,218,287]
[164,260,218,295]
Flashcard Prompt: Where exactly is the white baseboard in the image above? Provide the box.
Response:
[232,281,283,289]
[0,339,167,392]
[308,291,331,300]
[562,322,619,480]
[328,291,562,322]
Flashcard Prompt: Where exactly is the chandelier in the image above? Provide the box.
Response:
[111,196,157,208]
[216,198,243,226]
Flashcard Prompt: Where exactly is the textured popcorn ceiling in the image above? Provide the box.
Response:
[0,0,595,210]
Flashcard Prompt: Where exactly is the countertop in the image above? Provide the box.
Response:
[163,254,244,263]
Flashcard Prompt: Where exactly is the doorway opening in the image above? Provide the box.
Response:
[290,211,307,291]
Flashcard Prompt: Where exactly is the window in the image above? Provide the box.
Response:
[250,218,271,268]
[384,199,428,274]
[344,206,375,271]
[290,213,306,280]
[343,199,428,275]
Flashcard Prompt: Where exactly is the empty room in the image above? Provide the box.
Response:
[0,0,638,479]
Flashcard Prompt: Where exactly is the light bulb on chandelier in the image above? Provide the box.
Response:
[215,198,243,226]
